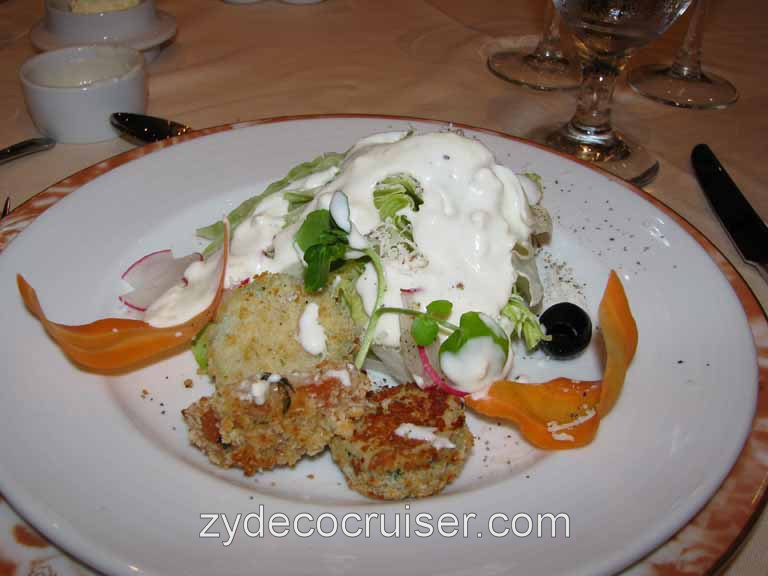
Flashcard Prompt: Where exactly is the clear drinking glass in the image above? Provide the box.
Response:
[487,0,579,91]
[628,0,737,109]
[530,0,693,186]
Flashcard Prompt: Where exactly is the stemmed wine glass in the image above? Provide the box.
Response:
[530,0,693,186]
[628,0,737,109]
[487,0,579,91]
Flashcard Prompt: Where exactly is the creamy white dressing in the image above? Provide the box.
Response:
[394,423,455,449]
[223,165,340,288]
[345,130,410,158]
[440,336,509,395]
[341,133,532,348]
[32,56,137,88]
[225,193,289,288]
[295,166,339,190]
[241,373,282,405]
[249,380,270,405]
[546,407,596,433]
[297,302,326,356]
[144,245,224,327]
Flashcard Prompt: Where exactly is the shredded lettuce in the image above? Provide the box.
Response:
[373,173,423,221]
[331,259,368,327]
[283,189,318,226]
[197,152,345,256]
[500,293,549,351]
[371,173,423,249]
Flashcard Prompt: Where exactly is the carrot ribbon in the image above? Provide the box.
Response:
[17,222,229,373]
[465,271,638,449]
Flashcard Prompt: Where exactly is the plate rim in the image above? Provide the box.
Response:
[0,113,765,576]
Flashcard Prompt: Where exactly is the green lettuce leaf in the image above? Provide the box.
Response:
[197,152,344,256]
[331,259,368,327]
[373,173,423,221]
[191,323,212,372]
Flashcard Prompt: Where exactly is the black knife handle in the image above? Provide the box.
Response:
[691,144,768,267]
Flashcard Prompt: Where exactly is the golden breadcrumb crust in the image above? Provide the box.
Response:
[330,383,473,500]
[206,273,359,386]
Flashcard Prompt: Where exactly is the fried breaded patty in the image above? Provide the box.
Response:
[183,367,369,475]
[330,383,473,500]
[184,272,367,475]
[206,273,359,386]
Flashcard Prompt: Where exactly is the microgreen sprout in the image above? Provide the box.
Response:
[354,299,460,369]
[500,293,550,350]
[294,209,349,292]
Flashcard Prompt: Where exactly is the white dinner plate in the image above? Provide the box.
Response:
[0,116,762,576]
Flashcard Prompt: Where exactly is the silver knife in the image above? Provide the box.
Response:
[0,137,55,166]
[691,144,768,283]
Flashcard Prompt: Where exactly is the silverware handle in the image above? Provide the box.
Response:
[0,137,55,166]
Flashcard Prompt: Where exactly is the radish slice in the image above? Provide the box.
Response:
[369,345,411,384]
[329,190,351,233]
[417,346,467,397]
[119,250,202,311]
[16,221,230,373]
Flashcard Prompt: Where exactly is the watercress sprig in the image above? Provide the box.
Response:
[293,190,388,325]
[294,209,349,292]
[353,299,460,369]
[439,311,509,365]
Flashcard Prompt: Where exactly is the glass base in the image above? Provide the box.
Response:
[529,122,660,187]
[628,64,738,110]
[487,49,580,92]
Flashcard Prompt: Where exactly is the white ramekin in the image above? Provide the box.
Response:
[20,44,147,144]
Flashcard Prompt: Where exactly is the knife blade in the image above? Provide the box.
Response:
[691,144,768,283]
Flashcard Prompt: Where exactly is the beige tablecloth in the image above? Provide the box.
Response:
[0,0,766,574]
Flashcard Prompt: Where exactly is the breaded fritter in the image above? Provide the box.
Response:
[183,367,369,475]
[206,273,359,386]
[184,272,368,475]
[330,383,473,500]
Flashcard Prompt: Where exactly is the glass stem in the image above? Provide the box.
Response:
[670,0,705,80]
[531,1,565,61]
[568,54,625,145]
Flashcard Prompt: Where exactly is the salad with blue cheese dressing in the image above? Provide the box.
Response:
[17,127,637,465]
[142,128,552,397]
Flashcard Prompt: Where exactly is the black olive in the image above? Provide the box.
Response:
[539,302,592,359]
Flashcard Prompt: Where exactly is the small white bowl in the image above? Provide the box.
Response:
[30,0,177,61]
[20,45,147,144]
[45,0,157,43]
